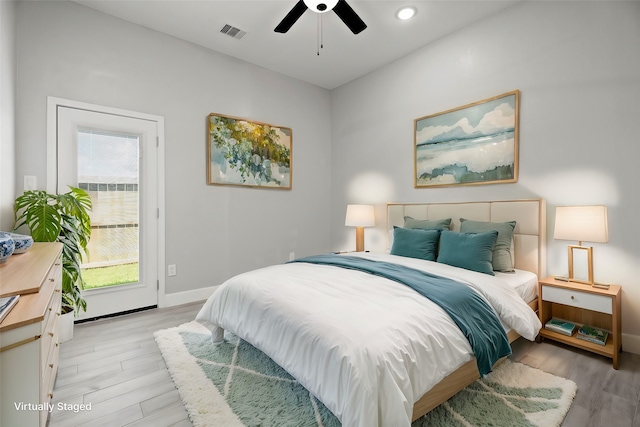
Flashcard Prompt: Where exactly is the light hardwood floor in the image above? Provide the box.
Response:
[50,302,640,427]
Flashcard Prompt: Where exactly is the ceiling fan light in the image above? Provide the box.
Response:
[304,0,339,13]
[396,6,417,20]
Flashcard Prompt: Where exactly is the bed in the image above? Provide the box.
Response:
[196,199,546,426]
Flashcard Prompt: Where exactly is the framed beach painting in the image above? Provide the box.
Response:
[207,113,292,189]
[414,90,520,188]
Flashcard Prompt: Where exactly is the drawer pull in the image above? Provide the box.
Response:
[49,332,54,337]
[49,278,55,282]
[571,295,575,300]
[56,342,59,347]
[54,288,61,293]
[49,392,54,399]
[49,363,54,369]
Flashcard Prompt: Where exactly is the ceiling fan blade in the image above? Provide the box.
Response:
[333,0,367,34]
[274,0,308,33]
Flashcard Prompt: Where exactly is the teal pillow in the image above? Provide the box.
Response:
[437,230,498,275]
[460,218,516,272]
[404,216,452,230]
[390,227,441,261]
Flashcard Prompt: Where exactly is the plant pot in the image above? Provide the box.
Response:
[60,310,74,343]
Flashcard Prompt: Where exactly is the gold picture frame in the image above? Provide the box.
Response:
[207,113,292,189]
[414,90,520,188]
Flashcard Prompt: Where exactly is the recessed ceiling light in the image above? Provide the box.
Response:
[396,6,417,20]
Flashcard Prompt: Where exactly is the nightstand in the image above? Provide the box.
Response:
[538,276,622,369]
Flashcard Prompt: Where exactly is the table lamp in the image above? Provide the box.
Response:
[553,205,608,285]
[345,204,375,252]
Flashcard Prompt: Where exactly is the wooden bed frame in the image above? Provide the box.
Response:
[386,199,547,421]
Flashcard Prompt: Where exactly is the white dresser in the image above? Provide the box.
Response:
[0,242,63,427]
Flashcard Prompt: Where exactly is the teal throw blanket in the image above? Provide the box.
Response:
[289,255,511,375]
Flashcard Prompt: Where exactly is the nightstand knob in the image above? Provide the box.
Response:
[571,295,575,300]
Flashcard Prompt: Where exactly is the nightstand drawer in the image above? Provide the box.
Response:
[542,285,612,314]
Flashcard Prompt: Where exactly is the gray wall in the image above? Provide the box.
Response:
[14,1,333,295]
[330,1,640,351]
[11,1,640,352]
[0,0,16,231]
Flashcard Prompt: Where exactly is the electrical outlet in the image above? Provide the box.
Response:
[289,252,295,261]
[168,264,177,277]
[24,176,37,191]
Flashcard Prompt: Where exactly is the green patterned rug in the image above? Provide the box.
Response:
[155,321,576,427]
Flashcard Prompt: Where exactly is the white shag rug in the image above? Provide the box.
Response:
[155,321,577,427]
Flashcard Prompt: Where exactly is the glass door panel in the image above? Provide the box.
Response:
[77,130,140,289]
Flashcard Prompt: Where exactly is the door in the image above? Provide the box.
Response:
[54,104,160,320]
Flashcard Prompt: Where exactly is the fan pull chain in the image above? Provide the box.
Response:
[321,14,324,50]
[317,14,324,56]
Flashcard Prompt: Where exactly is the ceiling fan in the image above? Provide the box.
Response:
[275,0,367,35]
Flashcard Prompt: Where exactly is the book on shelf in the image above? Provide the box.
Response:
[576,325,608,346]
[544,318,577,336]
[0,295,20,324]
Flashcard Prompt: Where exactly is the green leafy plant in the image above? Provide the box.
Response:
[14,187,92,314]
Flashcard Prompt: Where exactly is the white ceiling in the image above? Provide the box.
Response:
[73,0,519,90]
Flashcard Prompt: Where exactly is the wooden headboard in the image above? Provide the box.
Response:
[387,199,547,278]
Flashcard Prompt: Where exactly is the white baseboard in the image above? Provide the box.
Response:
[162,285,219,308]
[623,333,640,355]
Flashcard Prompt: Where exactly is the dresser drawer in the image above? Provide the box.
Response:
[41,266,61,381]
[542,285,612,314]
[40,338,59,427]
[41,309,59,380]
[42,295,59,349]
[41,337,59,403]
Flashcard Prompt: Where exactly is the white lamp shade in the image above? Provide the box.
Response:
[345,204,375,227]
[554,206,608,243]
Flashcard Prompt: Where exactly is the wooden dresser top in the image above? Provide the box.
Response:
[0,242,63,298]
[0,243,63,333]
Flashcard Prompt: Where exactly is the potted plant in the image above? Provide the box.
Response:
[14,187,92,336]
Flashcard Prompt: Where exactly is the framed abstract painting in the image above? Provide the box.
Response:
[414,90,520,188]
[207,113,292,189]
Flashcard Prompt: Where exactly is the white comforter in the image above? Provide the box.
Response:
[196,252,541,427]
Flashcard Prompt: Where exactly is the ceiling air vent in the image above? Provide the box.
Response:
[220,24,247,40]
